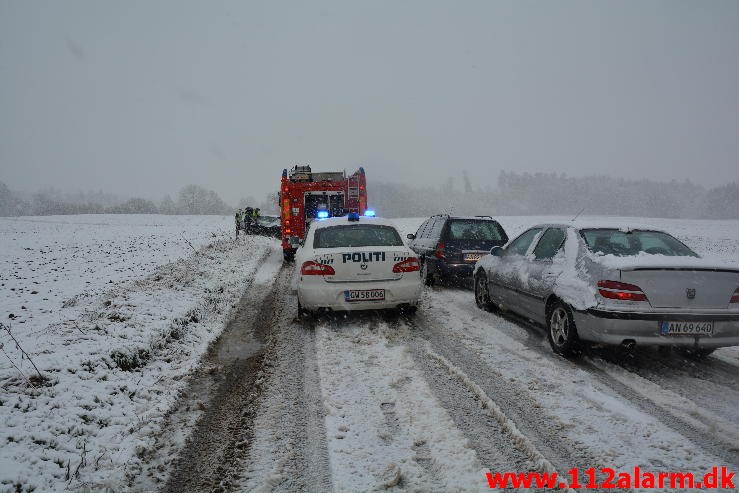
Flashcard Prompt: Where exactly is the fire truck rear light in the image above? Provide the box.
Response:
[435,241,446,259]
[598,280,648,302]
[730,287,739,303]
[301,261,335,276]
[285,228,291,234]
[393,257,420,273]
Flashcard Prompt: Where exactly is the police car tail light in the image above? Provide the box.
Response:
[730,287,739,303]
[597,280,648,302]
[393,257,421,273]
[301,261,336,276]
[434,241,446,259]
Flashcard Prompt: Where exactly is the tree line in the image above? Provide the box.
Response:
[3,172,738,219]
[0,183,263,217]
[370,171,739,219]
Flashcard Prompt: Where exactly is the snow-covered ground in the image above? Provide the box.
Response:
[0,214,275,492]
[1,214,737,492]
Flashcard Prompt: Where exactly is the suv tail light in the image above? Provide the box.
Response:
[731,287,739,303]
[301,261,335,276]
[393,257,421,273]
[598,280,648,302]
[435,241,446,259]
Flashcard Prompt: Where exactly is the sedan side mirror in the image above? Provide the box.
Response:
[489,246,502,256]
[406,233,416,240]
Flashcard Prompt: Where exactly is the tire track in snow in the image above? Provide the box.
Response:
[314,313,487,491]
[158,249,289,492]
[387,313,615,493]
[452,286,739,437]
[126,245,276,491]
[426,287,739,470]
[575,357,739,468]
[586,348,739,425]
[377,314,540,480]
[239,281,332,492]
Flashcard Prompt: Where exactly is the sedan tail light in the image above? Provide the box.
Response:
[435,241,446,259]
[598,280,648,302]
[731,287,739,304]
[392,257,421,273]
[300,261,336,276]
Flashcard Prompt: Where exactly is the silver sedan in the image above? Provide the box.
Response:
[473,223,739,357]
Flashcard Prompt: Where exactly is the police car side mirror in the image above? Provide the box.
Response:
[406,233,416,240]
[490,246,502,256]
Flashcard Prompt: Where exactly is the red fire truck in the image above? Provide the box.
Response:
[280,165,368,261]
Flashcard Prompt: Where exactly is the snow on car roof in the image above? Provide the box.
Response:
[530,220,661,232]
[309,216,398,230]
[432,214,500,221]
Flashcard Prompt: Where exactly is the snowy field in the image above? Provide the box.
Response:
[1,214,738,492]
[0,214,275,492]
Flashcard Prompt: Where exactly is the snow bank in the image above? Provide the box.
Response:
[0,214,275,492]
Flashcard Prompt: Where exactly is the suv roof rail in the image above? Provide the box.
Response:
[475,215,493,219]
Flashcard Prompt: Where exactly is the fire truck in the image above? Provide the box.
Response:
[280,165,368,261]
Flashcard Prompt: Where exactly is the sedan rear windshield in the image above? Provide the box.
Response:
[448,220,506,241]
[313,225,404,248]
[581,229,698,257]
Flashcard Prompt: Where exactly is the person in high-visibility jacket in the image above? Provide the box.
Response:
[235,209,243,238]
[243,207,254,233]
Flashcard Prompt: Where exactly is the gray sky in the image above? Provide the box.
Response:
[1,0,738,205]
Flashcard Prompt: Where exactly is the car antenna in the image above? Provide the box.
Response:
[570,207,586,222]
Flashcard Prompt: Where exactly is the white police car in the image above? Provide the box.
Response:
[296,213,422,315]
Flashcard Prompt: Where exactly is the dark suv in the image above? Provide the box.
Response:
[407,215,508,285]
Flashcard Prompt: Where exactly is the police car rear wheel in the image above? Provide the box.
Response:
[298,301,313,319]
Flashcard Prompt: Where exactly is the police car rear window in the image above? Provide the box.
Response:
[313,225,404,248]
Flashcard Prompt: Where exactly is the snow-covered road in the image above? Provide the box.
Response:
[1,215,738,492]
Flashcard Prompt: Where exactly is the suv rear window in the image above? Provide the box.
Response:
[447,220,506,241]
[313,225,404,248]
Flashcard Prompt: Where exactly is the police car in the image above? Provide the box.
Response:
[295,213,423,315]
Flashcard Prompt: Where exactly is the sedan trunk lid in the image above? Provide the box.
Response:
[620,268,739,309]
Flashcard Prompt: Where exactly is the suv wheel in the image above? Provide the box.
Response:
[421,259,435,286]
[474,272,495,311]
[546,301,580,357]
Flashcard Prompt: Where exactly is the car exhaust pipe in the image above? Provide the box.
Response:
[621,339,636,351]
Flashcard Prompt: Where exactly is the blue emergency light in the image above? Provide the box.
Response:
[347,212,360,222]
[364,209,376,217]
[316,210,329,219]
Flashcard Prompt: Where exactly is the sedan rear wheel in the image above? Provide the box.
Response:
[547,301,580,356]
[474,273,495,312]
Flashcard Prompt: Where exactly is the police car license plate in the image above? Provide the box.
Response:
[345,289,385,302]
[463,253,483,262]
[660,321,714,336]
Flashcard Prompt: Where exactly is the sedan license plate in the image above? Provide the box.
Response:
[660,321,714,336]
[463,253,482,262]
[345,289,385,302]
